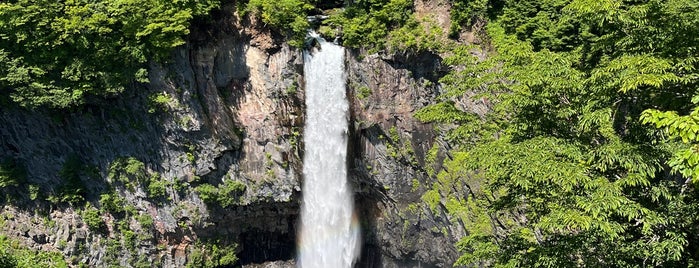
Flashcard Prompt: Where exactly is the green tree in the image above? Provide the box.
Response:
[419,0,699,266]
[0,0,217,109]
[324,0,413,50]
[245,0,313,47]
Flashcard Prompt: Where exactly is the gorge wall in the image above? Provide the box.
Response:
[0,3,463,267]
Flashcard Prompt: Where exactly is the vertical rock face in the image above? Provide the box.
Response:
[0,6,305,267]
[346,51,459,267]
[0,3,460,268]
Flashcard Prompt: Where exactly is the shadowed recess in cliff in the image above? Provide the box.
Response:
[297,32,361,268]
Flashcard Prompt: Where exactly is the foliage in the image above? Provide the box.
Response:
[81,204,105,231]
[0,0,218,109]
[99,191,126,215]
[387,15,447,54]
[147,92,176,113]
[108,157,147,183]
[448,0,489,36]
[108,156,152,193]
[355,85,372,100]
[194,184,218,204]
[642,96,699,186]
[195,179,246,208]
[419,0,699,266]
[324,0,413,51]
[0,158,25,188]
[0,235,68,268]
[146,173,169,200]
[53,155,93,205]
[185,241,238,267]
[245,0,313,47]
[135,213,154,230]
[0,247,16,268]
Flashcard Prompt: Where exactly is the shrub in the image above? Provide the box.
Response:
[147,174,169,200]
[0,235,68,267]
[0,158,25,188]
[326,0,413,50]
[195,180,246,208]
[108,157,146,184]
[81,204,104,231]
[387,16,446,54]
[194,184,218,205]
[356,86,372,100]
[147,92,175,114]
[135,214,154,230]
[217,180,246,208]
[99,192,126,215]
[245,0,313,47]
[54,155,89,205]
[185,242,238,267]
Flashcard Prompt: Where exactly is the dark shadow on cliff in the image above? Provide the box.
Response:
[191,197,300,265]
[347,110,388,267]
[353,194,384,268]
[380,51,447,84]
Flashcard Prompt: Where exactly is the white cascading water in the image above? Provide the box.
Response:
[297,33,361,268]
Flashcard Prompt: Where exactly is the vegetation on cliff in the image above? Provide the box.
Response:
[418,0,699,266]
[0,0,425,109]
[2,0,699,266]
[0,0,217,109]
[0,235,67,268]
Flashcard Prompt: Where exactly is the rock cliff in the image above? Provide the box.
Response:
[0,3,461,267]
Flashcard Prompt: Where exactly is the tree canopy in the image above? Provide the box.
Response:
[0,0,217,109]
[417,0,699,266]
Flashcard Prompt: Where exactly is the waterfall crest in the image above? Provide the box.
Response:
[297,33,361,268]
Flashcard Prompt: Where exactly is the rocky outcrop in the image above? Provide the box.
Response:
[346,50,459,267]
[0,5,304,267]
[0,3,463,268]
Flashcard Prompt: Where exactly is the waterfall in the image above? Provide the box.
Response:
[297,33,361,268]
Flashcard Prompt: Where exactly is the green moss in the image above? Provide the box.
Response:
[411,178,420,192]
[356,86,372,100]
